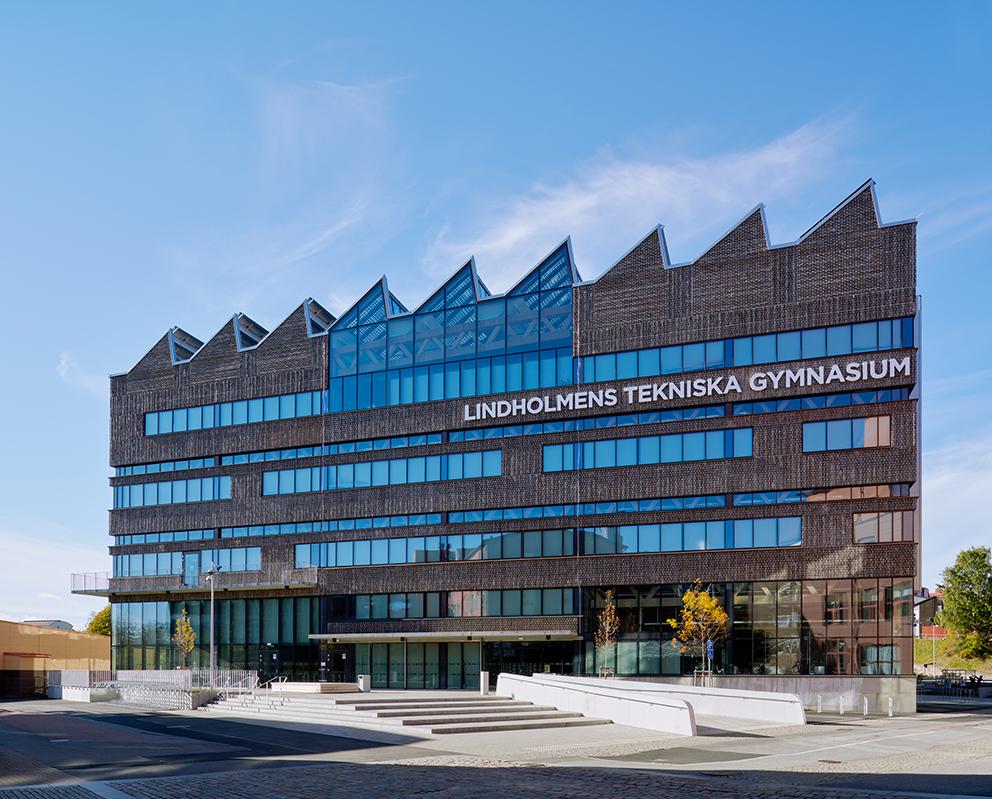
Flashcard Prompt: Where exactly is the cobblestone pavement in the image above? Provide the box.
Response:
[0,760,987,799]
[73,762,992,799]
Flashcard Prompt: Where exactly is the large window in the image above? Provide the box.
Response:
[113,477,231,509]
[853,511,916,544]
[261,451,501,496]
[219,433,443,467]
[734,483,911,506]
[328,246,576,413]
[580,317,914,384]
[802,416,891,452]
[451,406,725,442]
[144,390,323,436]
[114,529,214,546]
[117,457,217,477]
[544,428,752,472]
[354,588,577,619]
[733,388,909,417]
[295,516,802,569]
[113,547,260,577]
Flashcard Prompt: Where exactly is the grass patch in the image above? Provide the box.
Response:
[914,636,992,675]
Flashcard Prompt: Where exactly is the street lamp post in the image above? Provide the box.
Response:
[205,563,221,688]
[931,628,938,674]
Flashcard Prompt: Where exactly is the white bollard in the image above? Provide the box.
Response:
[816,694,822,714]
[863,696,869,717]
[479,671,490,695]
[888,696,893,718]
[839,695,845,714]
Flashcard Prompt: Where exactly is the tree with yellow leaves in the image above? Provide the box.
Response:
[594,589,621,677]
[666,579,729,673]
[172,608,196,669]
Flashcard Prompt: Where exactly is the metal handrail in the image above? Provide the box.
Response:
[215,672,259,701]
[254,675,287,694]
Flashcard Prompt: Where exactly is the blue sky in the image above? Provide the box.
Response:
[1,2,989,627]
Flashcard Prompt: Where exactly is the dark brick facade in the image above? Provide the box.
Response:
[102,180,919,679]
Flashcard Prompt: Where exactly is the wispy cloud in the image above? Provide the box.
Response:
[422,116,851,288]
[161,69,407,325]
[255,75,403,172]
[56,351,108,399]
[917,189,992,255]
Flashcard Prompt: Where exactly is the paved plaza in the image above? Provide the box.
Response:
[1,698,991,798]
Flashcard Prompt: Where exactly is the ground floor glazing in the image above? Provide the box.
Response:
[110,577,914,681]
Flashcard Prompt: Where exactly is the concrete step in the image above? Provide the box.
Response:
[202,705,426,733]
[211,698,536,716]
[202,691,610,736]
[427,716,611,734]
[271,682,358,693]
[336,700,527,712]
[374,703,551,718]
[403,711,585,726]
[207,704,388,724]
[341,695,511,706]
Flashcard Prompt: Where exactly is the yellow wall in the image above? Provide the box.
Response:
[0,619,110,671]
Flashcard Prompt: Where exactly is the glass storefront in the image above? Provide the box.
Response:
[110,576,914,681]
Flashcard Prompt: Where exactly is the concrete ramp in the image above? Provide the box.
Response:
[536,674,806,726]
[496,673,697,736]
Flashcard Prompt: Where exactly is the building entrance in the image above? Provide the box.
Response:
[351,642,481,689]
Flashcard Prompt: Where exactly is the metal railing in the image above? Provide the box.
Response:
[216,672,261,701]
[255,675,288,693]
[70,572,110,595]
[48,669,260,710]
[917,676,985,698]
[88,567,321,596]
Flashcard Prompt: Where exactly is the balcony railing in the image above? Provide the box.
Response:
[72,568,319,597]
[71,572,111,596]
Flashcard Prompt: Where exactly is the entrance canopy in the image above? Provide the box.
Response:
[310,630,579,644]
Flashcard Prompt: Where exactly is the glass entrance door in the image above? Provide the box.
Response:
[321,643,354,683]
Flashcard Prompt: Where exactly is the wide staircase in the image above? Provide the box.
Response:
[202,690,610,734]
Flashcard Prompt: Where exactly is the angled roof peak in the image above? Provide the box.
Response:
[504,238,581,296]
[168,327,204,364]
[329,277,407,332]
[798,179,880,241]
[586,225,670,285]
[693,205,769,264]
[412,259,490,314]
[233,313,269,351]
[303,298,335,336]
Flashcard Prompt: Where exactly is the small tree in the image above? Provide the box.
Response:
[594,589,621,677]
[938,547,992,659]
[85,605,112,636]
[667,579,729,673]
[172,609,196,669]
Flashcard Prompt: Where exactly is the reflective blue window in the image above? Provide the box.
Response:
[263,450,502,495]
[543,429,751,472]
[113,476,231,508]
[326,247,577,413]
[803,417,891,453]
[803,422,827,452]
[801,328,826,359]
[826,419,853,450]
[827,325,852,356]
[578,316,913,387]
[753,334,776,364]
[146,390,323,436]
